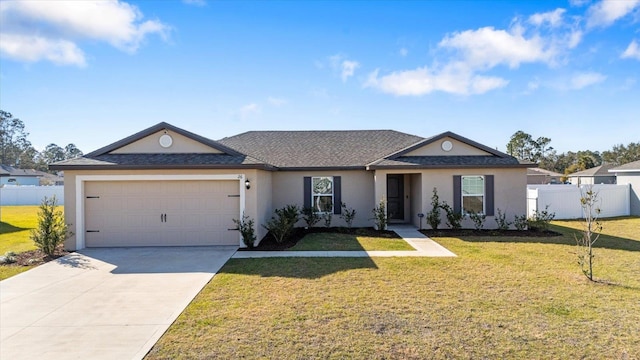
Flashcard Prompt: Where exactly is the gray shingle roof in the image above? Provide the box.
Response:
[569,164,616,177]
[218,130,424,169]
[51,153,268,170]
[609,160,640,172]
[370,156,524,169]
[527,168,563,177]
[0,165,48,177]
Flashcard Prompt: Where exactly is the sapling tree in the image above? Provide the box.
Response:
[575,186,603,281]
[31,196,68,256]
[426,187,441,230]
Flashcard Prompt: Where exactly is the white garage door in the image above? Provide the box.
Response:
[84,180,240,247]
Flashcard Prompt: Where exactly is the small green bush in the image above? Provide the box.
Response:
[339,202,357,229]
[441,202,464,230]
[0,251,17,265]
[514,214,528,231]
[301,207,321,228]
[426,187,441,230]
[468,211,486,231]
[495,208,511,231]
[263,205,300,243]
[233,213,257,248]
[371,198,388,231]
[528,205,555,232]
[31,195,68,256]
[322,212,332,228]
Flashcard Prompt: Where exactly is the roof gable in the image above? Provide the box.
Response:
[609,160,640,172]
[387,132,509,159]
[87,122,242,157]
[568,164,616,177]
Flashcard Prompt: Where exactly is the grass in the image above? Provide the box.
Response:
[290,232,415,251]
[0,206,58,280]
[147,217,640,359]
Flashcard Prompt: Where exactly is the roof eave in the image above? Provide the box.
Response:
[48,164,276,171]
[367,163,532,170]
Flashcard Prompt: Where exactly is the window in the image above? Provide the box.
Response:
[312,176,333,213]
[462,175,484,214]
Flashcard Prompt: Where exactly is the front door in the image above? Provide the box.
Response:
[387,174,404,221]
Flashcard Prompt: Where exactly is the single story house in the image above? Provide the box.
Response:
[609,160,640,216]
[567,164,617,185]
[527,167,564,184]
[0,165,47,186]
[50,122,530,250]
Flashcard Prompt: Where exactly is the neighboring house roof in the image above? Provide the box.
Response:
[527,168,563,177]
[609,160,640,172]
[0,165,47,177]
[217,130,423,169]
[51,122,528,171]
[568,164,616,177]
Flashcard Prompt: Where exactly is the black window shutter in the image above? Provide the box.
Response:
[453,175,461,214]
[485,175,494,216]
[304,177,311,209]
[333,176,342,214]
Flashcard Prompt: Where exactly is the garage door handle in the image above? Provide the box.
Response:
[164,214,167,222]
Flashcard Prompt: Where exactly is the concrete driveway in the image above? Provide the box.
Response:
[0,246,237,360]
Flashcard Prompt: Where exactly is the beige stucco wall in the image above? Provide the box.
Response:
[375,168,527,229]
[271,170,375,228]
[616,173,640,215]
[405,137,491,156]
[62,168,270,250]
[111,130,222,154]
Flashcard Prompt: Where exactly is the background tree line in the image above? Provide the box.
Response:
[1,110,83,173]
[506,130,640,177]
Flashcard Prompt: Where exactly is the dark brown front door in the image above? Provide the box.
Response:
[387,174,404,221]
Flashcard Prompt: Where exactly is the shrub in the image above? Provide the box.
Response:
[322,212,332,227]
[263,205,300,243]
[514,214,528,231]
[339,202,357,229]
[426,187,441,230]
[0,251,17,265]
[371,198,388,231]
[233,213,257,248]
[528,205,555,232]
[495,208,511,231]
[31,195,68,256]
[468,211,486,231]
[301,207,321,228]
[441,202,464,230]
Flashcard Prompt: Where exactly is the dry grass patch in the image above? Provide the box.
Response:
[290,232,415,251]
[147,222,640,359]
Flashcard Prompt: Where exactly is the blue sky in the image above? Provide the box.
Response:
[1,0,639,155]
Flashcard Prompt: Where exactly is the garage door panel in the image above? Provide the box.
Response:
[84,180,240,247]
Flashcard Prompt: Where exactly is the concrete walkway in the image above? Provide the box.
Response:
[232,225,456,258]
[0,246,236,360]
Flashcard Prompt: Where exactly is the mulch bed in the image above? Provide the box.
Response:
[3,247,69,267]
[242,227,400,251]
[420,229,562,238]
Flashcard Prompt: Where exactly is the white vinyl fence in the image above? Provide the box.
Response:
[527,184,630,219]
[0,186,64,206]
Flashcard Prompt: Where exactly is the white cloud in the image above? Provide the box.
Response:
[267,97,288,106]
[570,72,606,89]
[438,25,558,70]
[0,33,86,66]
[586,0,640,28]
[569,0,591,7]
[622,40,640,60]
[364,63,508,96]
[0,0,168,66]
[239,103,261,119]
[529,8,566,27]
[328,54,360,82]
[399,47,408,57]
[182,0,207,6]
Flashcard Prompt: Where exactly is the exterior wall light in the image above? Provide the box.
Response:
[245,179,251,190]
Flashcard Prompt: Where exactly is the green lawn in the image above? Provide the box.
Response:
[0,206,47,280]
[147,217,640,359]
[290,232,415,251]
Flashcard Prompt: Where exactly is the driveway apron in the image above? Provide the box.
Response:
[0,246,237,360]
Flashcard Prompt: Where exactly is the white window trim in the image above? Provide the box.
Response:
[74,174,245,250]
[461,175,485,215]
[311,176,334,214]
